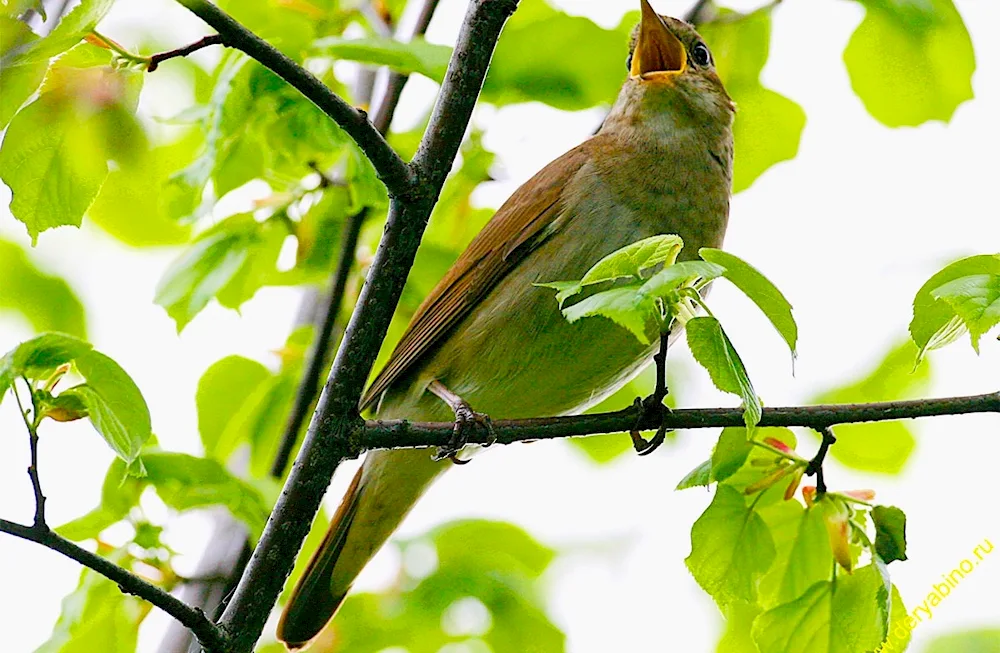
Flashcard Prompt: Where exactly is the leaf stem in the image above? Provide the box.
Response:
[13,378,46,527]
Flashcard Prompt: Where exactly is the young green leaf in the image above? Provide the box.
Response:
[142,451,271,539]
[910,254,1000,360]
[0,332,92,404]
[711,427,755,483]
[931,273,1000,353]
[871,505,908,564]
[686,316,762,429]
[686,485,776,606]
[637,260,726,300]
[758,503,833,609]
[0,16,48,129]
[312,36,452,82]
[700,248,797,358]
[844,0,974,127]
[35,561,143,653]
[55,459,143,541]
[0,238,87,337]
[66,350,151,465]
[197,355,272,461]
[562,286,655,344]
[579,234,684,287]
[751,564,890,653]
[676,459,714,490]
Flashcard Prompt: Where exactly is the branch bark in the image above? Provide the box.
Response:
[213,2,520,650]
[360,391,1000,450]
[0,521,227,651]
[174,0,414,197]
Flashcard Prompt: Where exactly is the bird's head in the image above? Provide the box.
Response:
[613,0,734,132]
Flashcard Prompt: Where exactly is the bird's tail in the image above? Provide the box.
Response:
[277,447,448,648]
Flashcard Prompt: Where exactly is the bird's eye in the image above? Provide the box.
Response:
[625,52,633,72]
[690,42,712,67]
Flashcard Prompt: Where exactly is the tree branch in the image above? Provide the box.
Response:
[0,519,228,652]
[147,34,224,71]
[359,391,1000,450]
[173,0,414,197]
[214,2,519,650]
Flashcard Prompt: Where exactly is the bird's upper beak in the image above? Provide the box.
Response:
[630,0,687,81]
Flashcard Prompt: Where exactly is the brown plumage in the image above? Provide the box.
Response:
[279,2,734,647]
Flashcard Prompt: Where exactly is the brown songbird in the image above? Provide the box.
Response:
[278,1,734,646]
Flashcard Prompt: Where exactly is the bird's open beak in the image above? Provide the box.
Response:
[630,0,686,81]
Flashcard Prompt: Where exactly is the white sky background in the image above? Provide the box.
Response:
[1,0,999,651]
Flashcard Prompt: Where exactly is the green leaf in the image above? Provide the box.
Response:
[700,248,797,358]
[699,8,805,192]
[55,459,143,541]
[580,234,684,286]
[879,585,912,653]
[686,316,762,429]
[483,3,630,110]
[313,36,452,81]
[0,332,92,403]
[686,484,775,606]
[26,0,114,61]
[871,505,908,564]
[812,340,929,474]
[0,92,109,242]
[719,428,799,494]
[751,564,890,653]
[931,273,1000,353]
[67,350,151,465]
[0,16,47,128]
[712,427,755,483]
[154,214,285,330]
[924,628,1000,653]
[562,285,654,344]
[35,560,143,653]
[845,0,975,127]
[637,260,726,301]
[715,602,764,653]
[142,451,271,539]
[196,355,271,461]
[910,254,1000,358]
[758,503,833,609]
[676,458,714,490]
[0,238,87,337]
[87,135,198,247]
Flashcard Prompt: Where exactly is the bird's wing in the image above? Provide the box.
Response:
[360,138,598,411]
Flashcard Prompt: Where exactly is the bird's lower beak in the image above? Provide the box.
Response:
[630,0,686,80]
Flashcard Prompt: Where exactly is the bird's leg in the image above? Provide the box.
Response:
[630,330,672,456]
[428,380,496,465]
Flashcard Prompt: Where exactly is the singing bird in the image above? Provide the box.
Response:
[278,1,735,646]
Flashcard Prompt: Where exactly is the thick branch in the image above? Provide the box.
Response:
[214,2,519,650]
[360,392,1000,450]
[0,519,228,652]
[174,0,413,196]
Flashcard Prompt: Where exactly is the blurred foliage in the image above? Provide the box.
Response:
[924,629,1000,653]
[301,520,564,653]
[845,0,975,127]
[810,340,931,474]
[0,238,87,336]
[0,0,986,651]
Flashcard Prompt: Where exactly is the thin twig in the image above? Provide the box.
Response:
[806,427,837,496]
[12,379,45,527]
[174,0,414,197]
[148,34,224,71]
[359,391,1000,451]
[0,518,228,652]
[214,2,519,650]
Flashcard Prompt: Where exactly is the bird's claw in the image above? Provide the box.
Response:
[629,395,671,456]
[433,403,496,464]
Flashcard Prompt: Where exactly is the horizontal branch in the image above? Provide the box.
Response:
[360,391,1000,450]
[174,0,414,197]
[0,519,228,652]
